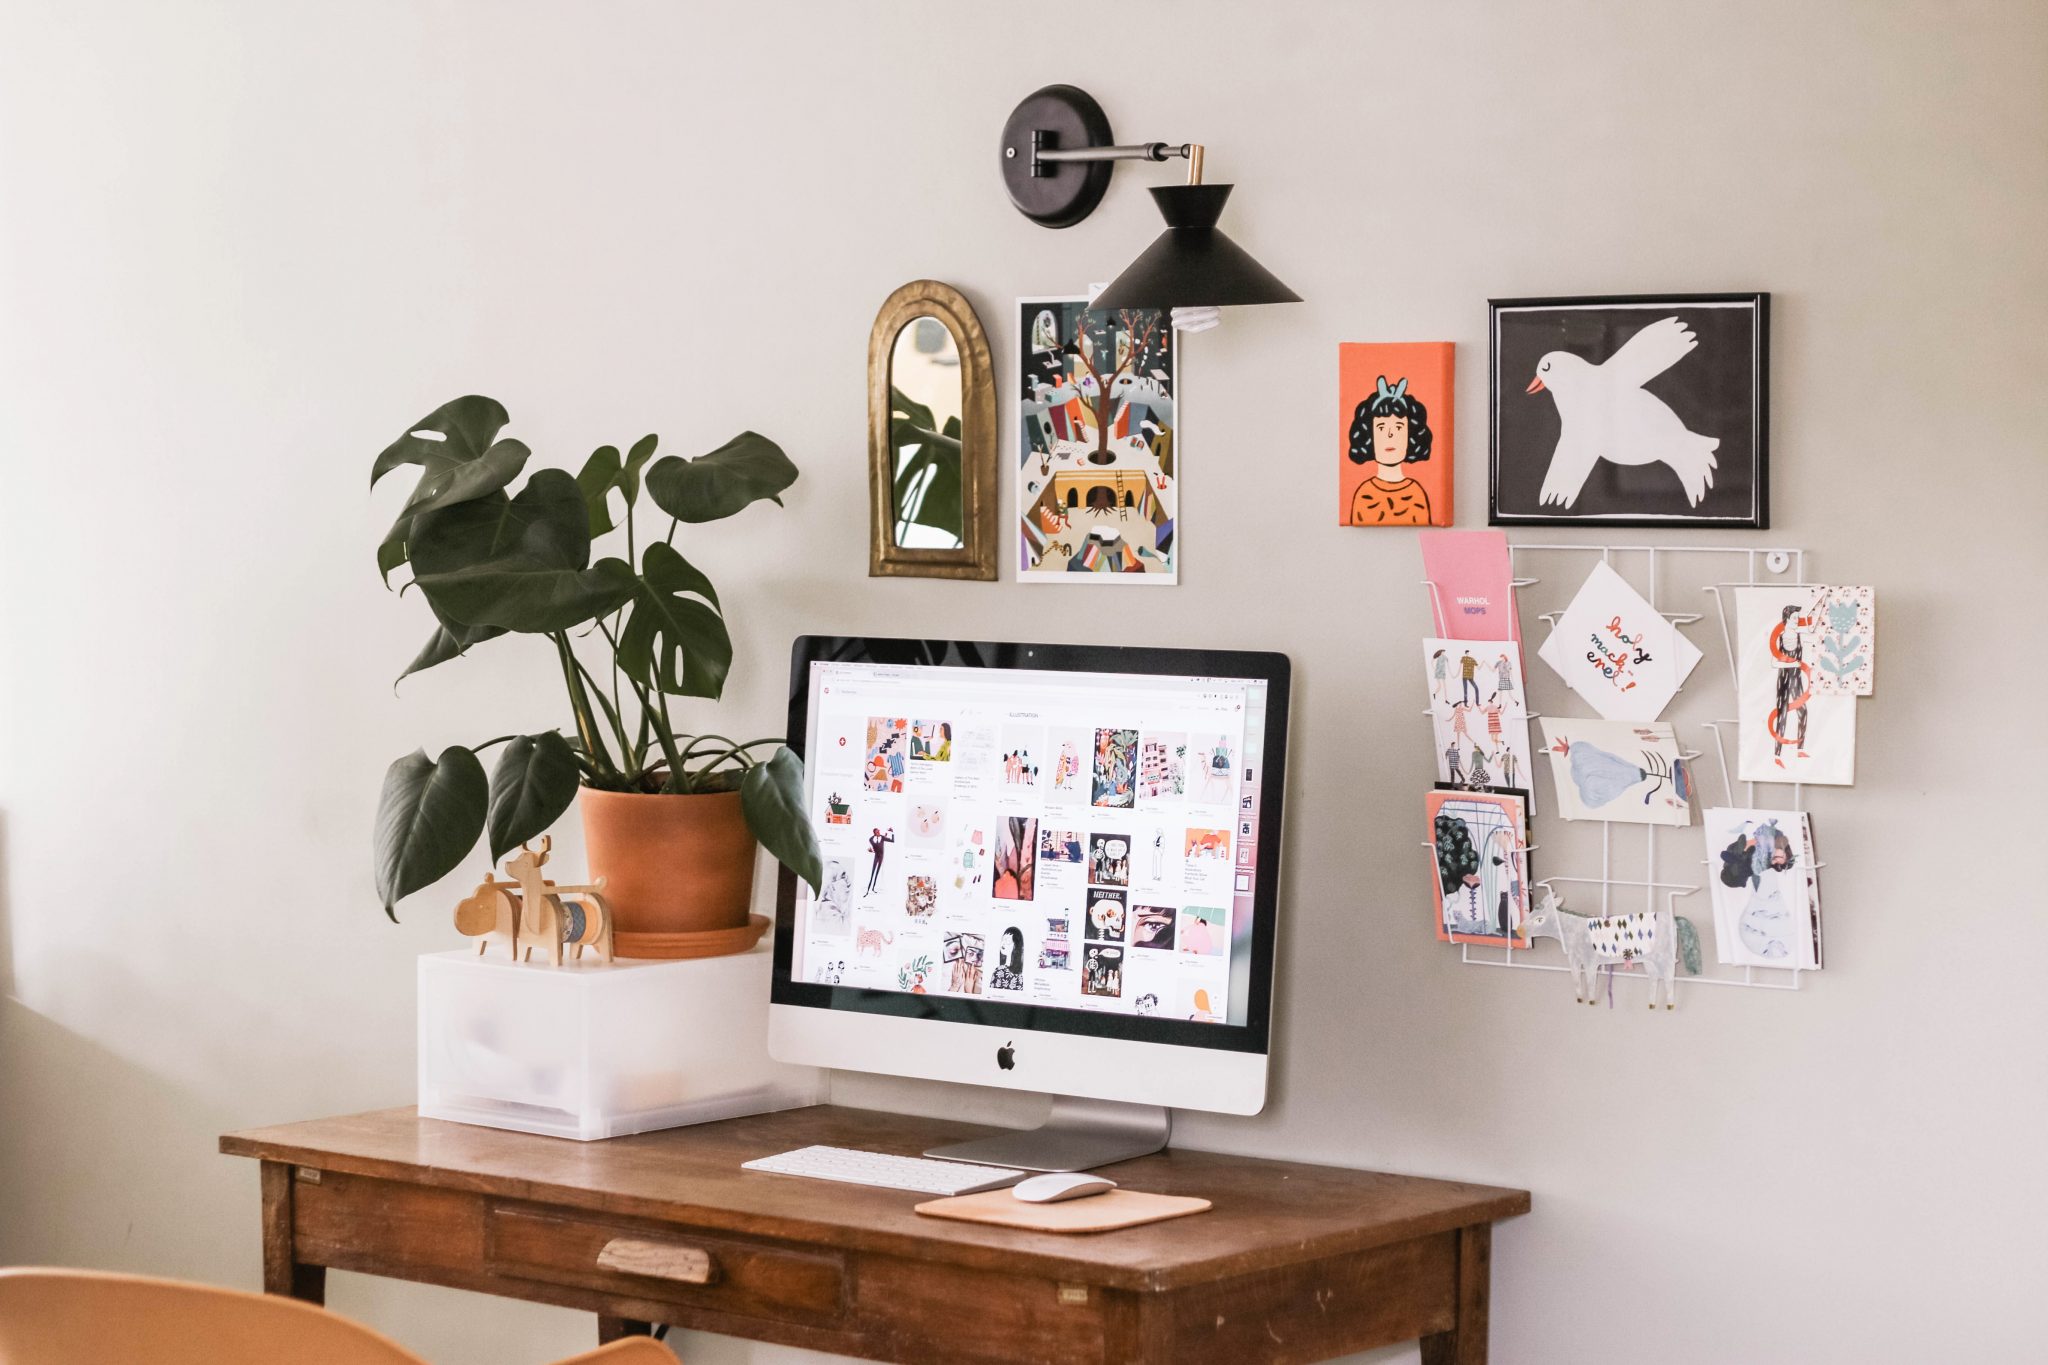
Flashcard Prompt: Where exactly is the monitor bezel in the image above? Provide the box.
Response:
[770,634,1289,1057]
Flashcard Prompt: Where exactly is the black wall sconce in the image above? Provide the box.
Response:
[999,84,1300,320]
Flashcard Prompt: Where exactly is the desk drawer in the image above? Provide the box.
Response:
[484,1205,845,1326]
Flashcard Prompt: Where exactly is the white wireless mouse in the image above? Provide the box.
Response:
[1012,1172,1118,1203]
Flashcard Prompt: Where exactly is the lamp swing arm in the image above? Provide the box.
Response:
[1032,139,1207,184]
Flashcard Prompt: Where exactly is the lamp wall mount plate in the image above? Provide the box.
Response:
[1000,84,1192,228]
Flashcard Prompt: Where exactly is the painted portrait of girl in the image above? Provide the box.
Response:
[1346,375,1435,525]
[1337,342,1454,526]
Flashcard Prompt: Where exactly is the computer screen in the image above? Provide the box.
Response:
[772,637,1287,1059]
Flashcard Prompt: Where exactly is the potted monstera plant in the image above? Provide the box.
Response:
[370,394,821,957]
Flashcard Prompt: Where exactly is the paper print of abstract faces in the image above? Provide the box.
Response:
[1337,342,1453,527]
[1804,585,1875,696]
[1734,587,1856,785]
[1704,807,1821,970]
[1537,562,1701,722]
[1538,719,1692,826]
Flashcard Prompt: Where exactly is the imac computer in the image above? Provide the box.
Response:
[769,636,1290,1170]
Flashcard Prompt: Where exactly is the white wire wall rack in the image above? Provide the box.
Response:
[1421,543,1823,1001]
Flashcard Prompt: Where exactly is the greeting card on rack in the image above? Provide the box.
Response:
[1418,530,1521,644]
[1735,587,1856,784]
[1704,806,1822,969]
[1536,562,1701,721]
[1803,584,1875,696]
[1537,718,1692,825]
[1424,638,1534,795]
[1427,788,1530,947]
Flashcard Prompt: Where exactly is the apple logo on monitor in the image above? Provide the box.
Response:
[996,1041,1016,1071]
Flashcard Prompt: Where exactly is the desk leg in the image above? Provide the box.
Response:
[597,1316,654,1344]
[1419,1224,1491,1365]
[259,1161,326,1306]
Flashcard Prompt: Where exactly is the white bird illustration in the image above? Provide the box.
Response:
[1526,316,1719,509]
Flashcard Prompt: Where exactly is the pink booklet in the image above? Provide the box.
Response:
[1419,530,1521,645]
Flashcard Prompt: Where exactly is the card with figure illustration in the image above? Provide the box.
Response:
[1704,807,1820,969]
[1017,295,1178,582]
[1338,342,1454,526]
[1424,637,1534,797]
[1536,561,1701,721]
[1427,789,1530,947]
[1734,587,1856,785]
[1538,719,1691,825]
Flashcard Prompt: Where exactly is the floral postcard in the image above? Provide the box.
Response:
[1802,584,1875,696]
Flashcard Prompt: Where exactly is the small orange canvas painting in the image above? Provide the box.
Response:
[1338,342,1454,527]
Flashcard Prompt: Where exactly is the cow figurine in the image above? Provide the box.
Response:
[1522,888,1701,1009]
[453,837,614,967]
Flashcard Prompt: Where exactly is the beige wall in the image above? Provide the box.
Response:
[3,2,2045,1361]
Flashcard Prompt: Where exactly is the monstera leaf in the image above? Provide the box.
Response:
[374,746,487,919]
[575,444,623,537]
[396,619,508,686]
[889,386,963,543]
[411,470,633,633]
[369,396,522,583]
[741,746,821,894]
[645,431,797,524]
[486,731,581,863]
[617,541,731,698]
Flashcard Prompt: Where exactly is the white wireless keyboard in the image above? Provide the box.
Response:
[741,1145,1025,1196]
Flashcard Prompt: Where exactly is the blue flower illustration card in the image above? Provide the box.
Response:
[1538,719,1691,826]
[1801,585,1874,696]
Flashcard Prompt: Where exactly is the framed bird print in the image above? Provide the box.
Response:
[1489,294,1768,528]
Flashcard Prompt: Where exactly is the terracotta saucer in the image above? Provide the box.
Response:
[613,913,770,961]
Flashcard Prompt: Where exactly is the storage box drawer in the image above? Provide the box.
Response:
[484,1205,846,1325]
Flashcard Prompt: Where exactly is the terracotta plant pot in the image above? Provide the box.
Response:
[579,787,764,959]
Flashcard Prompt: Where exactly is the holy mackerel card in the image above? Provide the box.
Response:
[1537,562,1700,721]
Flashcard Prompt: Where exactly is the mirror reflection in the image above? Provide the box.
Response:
[889,316,965,550]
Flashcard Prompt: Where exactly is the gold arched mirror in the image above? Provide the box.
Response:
[868,280,996,579]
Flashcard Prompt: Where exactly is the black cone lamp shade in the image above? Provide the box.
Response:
[1091,184,1301,312]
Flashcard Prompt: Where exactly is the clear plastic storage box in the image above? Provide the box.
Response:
[417,943,821,1141]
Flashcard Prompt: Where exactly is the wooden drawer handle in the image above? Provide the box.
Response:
[595,1236,717,1285]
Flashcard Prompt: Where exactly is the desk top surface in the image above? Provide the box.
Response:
[222,1105,1528,1292]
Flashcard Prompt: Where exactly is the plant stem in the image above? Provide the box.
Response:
[597,620,683,788]
[470,735,519,753]
[571,650,636,776]
[552,632,617,778]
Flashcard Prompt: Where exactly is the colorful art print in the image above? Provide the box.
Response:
[999,725,1041,786]
[1425,637,1534,798]
[1427,790,1530,947]
[904,875,938,919]
[862,716,911,792]
[1735,587,1856,786]
[944,932,985,994]
[1092,727,1138,808]
[896,953,934,993]
[1047,732,1089,801]
[860,825,897,898]
[1338,342,1454,527]
[1189,733,1237,803]
[907,802,946,846]
[950,825,986,895]
[1137,731,1187,800]
[1183,828,1230,860]
[1803,585,1875,696]
[1180,981,1222,1023]
[1131,905,1177,950]
[1536,562,1701,722]
[1419,529,1522,645]
[1016,296,1178,583]
[1176,904,1225,955]
[1081,944,1125,997]
[989,926,1026,990]
[1537,720,1691,825]
[993,816,1038,900]
[909,720,953,761]
[1039,828,1084,863]
[1087,832,1131,886]
[1704,807,1820,969]
[1084,889,1127,942]
[822,791,853,825]
[1490,294,1768,528]
[1038,944,1071,971]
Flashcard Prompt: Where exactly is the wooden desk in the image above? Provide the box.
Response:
[221,1107,1528,1364]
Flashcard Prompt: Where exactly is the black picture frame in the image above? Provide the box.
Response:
[1489,293,1769,528]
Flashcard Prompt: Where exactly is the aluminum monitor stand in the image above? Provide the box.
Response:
[925,1096,1171,1173]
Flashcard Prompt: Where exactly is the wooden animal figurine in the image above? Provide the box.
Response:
[453,873,525,960]
[502,836,615,967]
[1523,888,1702,1009]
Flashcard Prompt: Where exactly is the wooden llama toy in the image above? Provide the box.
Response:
[452,836,615,966]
